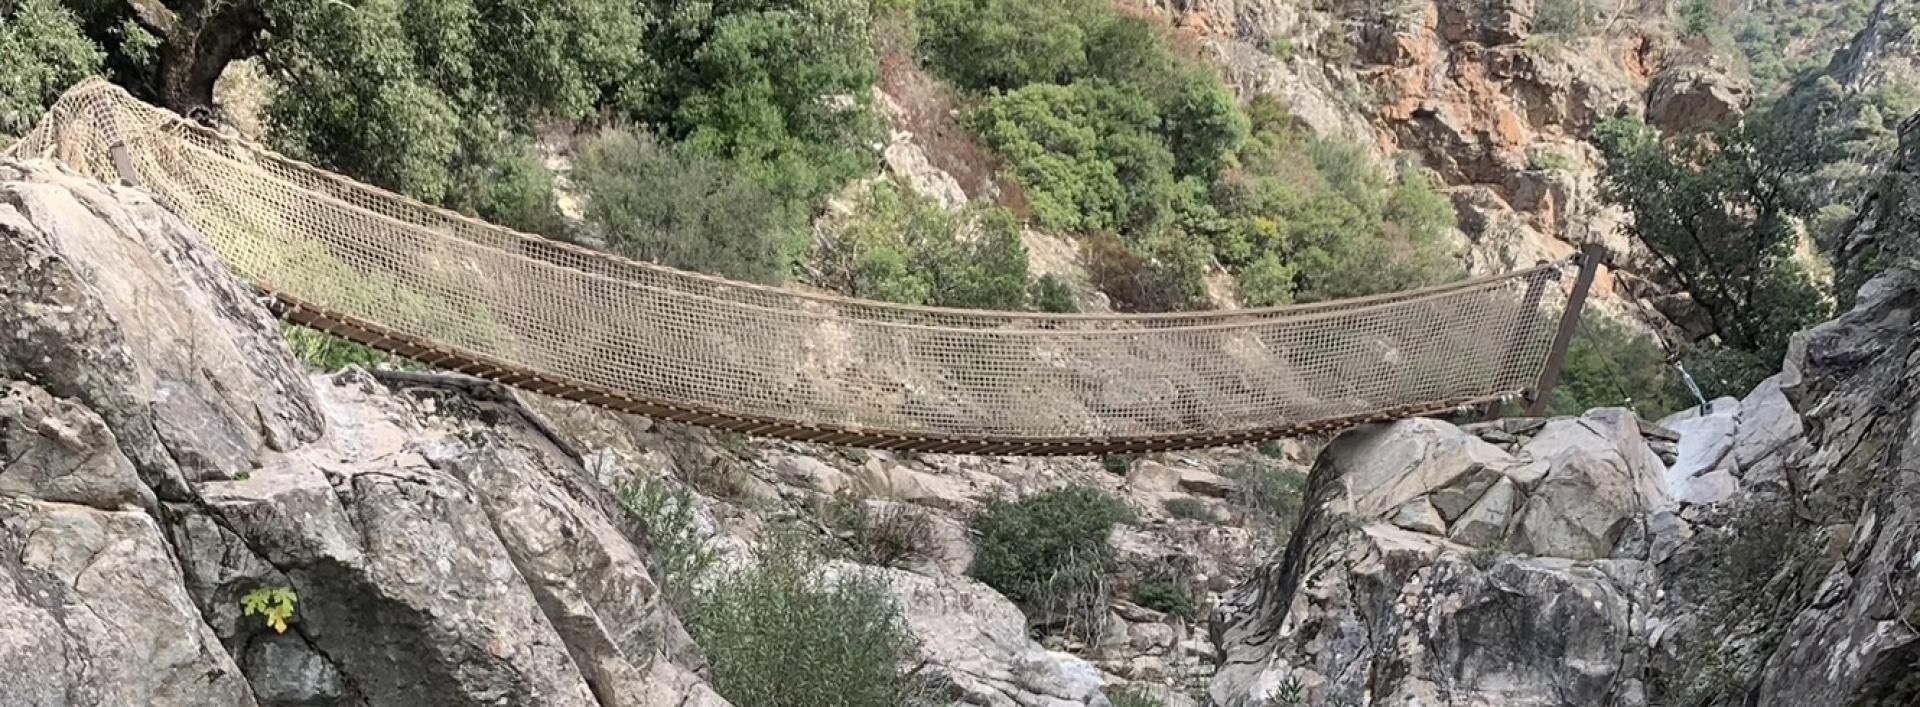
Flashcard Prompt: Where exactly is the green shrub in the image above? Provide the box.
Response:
[1107,685,1165,707]
[572,129,802,284]
[824,494,935,569]
[0,0,103,137]
[968,82,1164,233]
[1529,150,1574,172]
[1545,312,1685,419]
[829,180,1032,309]
[1596,114,1832,378]
[1030,274,1080,313]
[917,0,1109,91]
[1161,497,1213,522]
[618,476,720,613]
[689,534,934,707]
[1101,454,1135,475]
[281,324,395,372]
[969,486,1132,636]
[1131,579,1195,618]
[1533,0,1596,36]
[1223,459,1306,527]
[661,1,881,208]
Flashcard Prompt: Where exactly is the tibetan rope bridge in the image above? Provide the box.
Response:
[5,80,1604,455]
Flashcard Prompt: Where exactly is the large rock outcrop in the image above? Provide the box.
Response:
[1209,414,1673,706]
[1211,113,1920,707]
[0,160,727,707]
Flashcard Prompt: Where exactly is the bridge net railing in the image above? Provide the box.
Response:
[7,80,1571,451]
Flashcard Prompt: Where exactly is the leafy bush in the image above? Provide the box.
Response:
[824,494,935,569]
[917,0,1109,91]
[1030,274,1080,313]
[689,534,934,707]
[1132,579,1195,618]
[1107,685,1165,707]
[968,82,1165,233]
[573,129,802,284]
[1223,459,1306,527]
[1595,114,1831,383]
[1529,150,1574,172]
[618,476,720,612]
[281,324,395,372]
[1533,0,1596,36]
[1161,496,1213,522]
[1544,312,1686,419]
[657,0,881,207]
[1101,454,1135,475]
[828,180,1032,309]
[970,486,1132,636]
[0,0,103,137]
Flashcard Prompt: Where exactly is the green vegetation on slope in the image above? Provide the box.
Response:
[623,481,941,707]
[969,485,1132,638]
[917,0,1461,311]
[0,0,101,137]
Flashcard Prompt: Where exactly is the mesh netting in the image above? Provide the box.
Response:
[6,79,1571,453]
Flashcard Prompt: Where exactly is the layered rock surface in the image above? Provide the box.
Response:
[0,160,729,707]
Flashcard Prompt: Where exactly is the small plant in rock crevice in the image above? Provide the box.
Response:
[1107,685,1165,707]
[241,586,298,634]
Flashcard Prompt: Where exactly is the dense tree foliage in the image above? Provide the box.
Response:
[1596,113,1832,396]
[648,0,880,206]
[0,0,101,137]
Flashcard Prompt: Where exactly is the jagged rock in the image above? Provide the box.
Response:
[1436,0,1534,46]
[0,163,323,500]
[0,381,155,512]
[1447,476,1516,547]
[1509,413,1672,560]
[1212,522,1648,707]
[1389,496,1448,534]
[1,497,259,706]
[1175,467,1238,498]
[1428,462,1503,520]
[1125,460,1183,493]
[1645,64,1748,133]
[858,565,1111,707]
[1730,376,1803,470]
[773,454,852,495]
[1321,417,1519,518]
[0,161,730,707]
[1662,400,1741,504]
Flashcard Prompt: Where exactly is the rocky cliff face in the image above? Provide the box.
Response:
[0,160,730,707]
[1207,116,1920,707]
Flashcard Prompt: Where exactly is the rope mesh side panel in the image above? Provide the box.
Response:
[7,80,1573,454]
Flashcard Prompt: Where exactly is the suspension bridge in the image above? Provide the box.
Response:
[5,80,1601,455]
